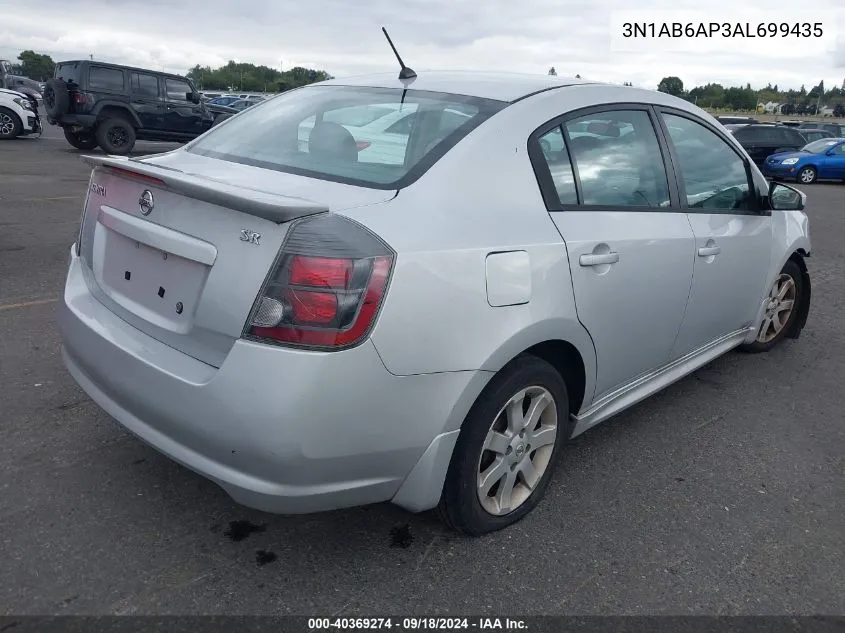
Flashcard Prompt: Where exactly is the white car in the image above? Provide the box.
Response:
[0,88,40,139]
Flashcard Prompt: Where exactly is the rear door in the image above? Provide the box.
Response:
[529,105,695,399]
[129,71,164,130]
[162,77,204,136]
[656,109,772,357]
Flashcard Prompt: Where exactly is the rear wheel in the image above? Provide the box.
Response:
[95,118,136,155]
[798,166,817,184]
[437,355,569,535]
[63,127,98,150]
[0,107,22,139]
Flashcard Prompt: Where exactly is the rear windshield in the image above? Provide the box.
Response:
[54,62,80,86]
[187,85,506,189]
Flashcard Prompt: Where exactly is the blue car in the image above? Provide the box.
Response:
[763,138,845,184]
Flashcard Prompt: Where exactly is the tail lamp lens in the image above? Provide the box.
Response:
[245,214,394,350]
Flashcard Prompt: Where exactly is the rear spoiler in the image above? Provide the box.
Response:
[80,154,329,224]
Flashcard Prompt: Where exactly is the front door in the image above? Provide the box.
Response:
[530,107,696,399]
[657,110,773,357]
[162,77,204,136]
[818,141,845,179]
[129,71,164,130]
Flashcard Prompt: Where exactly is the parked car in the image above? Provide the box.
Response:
[796,129,835,143]
[762,137,845,183]
[0,59,43,105]
[42,60,238,154]
[207,96,242,107]
[727,123,808,167]
[227,99,257,111]
[714,115,758,125]
[797,121,845,137]
[59,72,812,535]
[0,87,41,139]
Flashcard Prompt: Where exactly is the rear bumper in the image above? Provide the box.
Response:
[49,113,96,128]
[59,247,489,514]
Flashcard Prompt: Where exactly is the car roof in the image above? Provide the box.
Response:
[317,70,598,102]
[56,59,192,83]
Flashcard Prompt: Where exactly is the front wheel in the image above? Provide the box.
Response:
[95,118,136,155]
[740,259,804,354]
[797,166,817,184]
[0,108,22,140]
[437,355,570,536]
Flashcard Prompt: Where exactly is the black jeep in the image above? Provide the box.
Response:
[42,60,237,154]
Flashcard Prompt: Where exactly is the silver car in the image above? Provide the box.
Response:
[59,72,812,535]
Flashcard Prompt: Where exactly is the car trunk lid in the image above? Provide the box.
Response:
[77,152,396,367]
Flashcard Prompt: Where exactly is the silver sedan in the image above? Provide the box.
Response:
[59,71,811,535]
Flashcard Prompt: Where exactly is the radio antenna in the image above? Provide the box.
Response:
[382,27,417,80]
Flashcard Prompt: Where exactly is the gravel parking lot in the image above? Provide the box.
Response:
[1,120,844,616]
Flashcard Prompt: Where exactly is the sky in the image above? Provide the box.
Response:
[1,0,844,92]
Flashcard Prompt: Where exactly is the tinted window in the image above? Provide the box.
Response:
[131,73,159,98]
[536,126,577,205]
[662,113,752,212]
[832,142,845,155]
[562,109,670,208]
[187,86,505,188]
[165,78,191,101]
[88,66,124,92]
[733,126,763,142]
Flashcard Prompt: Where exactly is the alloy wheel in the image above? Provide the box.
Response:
[476,386,558,516]
[799,168,815,184]
[0,113,14,137]
[757,273,796,343]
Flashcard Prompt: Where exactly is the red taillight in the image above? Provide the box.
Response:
[289,255,352,288]
[245,215,394,350]
[72,92,88,104]
[355,141,371,151]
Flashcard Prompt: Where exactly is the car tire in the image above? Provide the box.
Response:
[437,354,570,536]
[797,166,817,184]
[43,79,69,119]
[0,107,22,140]
[63,127,98,150]
[739,259,804,354]
[95,118,136,155]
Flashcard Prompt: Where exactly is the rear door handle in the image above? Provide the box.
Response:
[579,252,619,267]
[698,246,721,257]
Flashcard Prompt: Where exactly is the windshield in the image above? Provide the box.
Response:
[187,85,506,189]
[802,139,839,153]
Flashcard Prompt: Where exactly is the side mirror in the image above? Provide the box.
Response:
[188,92,201,104]
[769,181,806,211]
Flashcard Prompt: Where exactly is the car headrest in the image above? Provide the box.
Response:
[308,121,358,164]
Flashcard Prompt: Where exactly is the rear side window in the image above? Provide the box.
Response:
[88,66,125,92]
[131,72,159,98]
[661,113,753,212]
[562,109,671,208]
[536,127,577,205]
[164,78,191,102]
[187,85,506,189]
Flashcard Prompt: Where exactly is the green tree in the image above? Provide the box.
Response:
[657,76,684,97]
[184,60,331,93]
[17,50,55,81]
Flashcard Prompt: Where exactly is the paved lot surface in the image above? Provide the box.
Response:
[1,119,844,616]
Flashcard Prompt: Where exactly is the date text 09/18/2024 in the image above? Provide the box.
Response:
[621,22,823,38]
[307,618,527,631]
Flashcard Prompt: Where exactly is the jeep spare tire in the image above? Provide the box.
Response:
[96,118,136,155]
[43,79,69,119]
